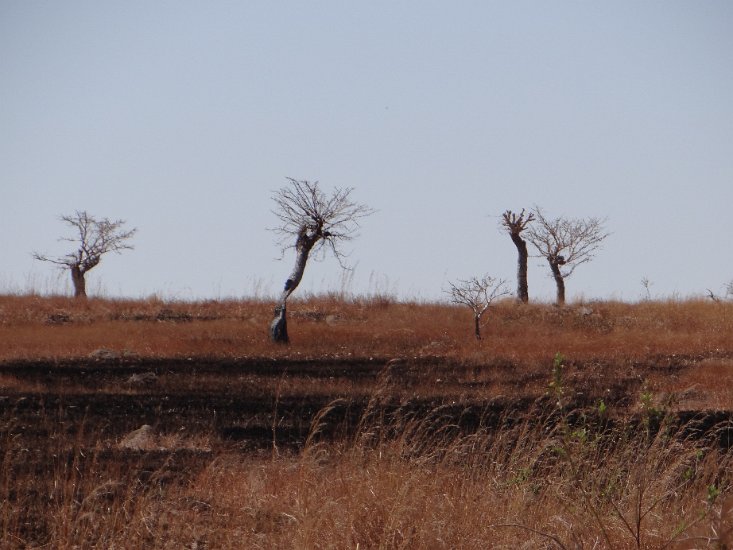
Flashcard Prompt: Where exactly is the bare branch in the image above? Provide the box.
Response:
[31,252,74,267]
[501,208,535,236]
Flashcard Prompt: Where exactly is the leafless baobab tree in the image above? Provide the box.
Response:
[446,275,510,340]
[525,207,609,306]
[501,209,535,303]
[269,178,374,343]
[33,211,137,299]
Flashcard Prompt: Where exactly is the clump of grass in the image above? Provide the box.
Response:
[177,398,732,548]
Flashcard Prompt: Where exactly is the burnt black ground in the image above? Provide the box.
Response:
[2,356,732,547]
[1,356,731,451]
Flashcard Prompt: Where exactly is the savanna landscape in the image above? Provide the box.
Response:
[4,1,733,548]
[1,293,732,548]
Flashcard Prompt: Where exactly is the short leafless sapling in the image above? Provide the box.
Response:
[269,178,374,343]
[525,207,609,306]
[641,276,654,301]
[446,275,510,340]
[33,210,136,299]
[501,209,535,303]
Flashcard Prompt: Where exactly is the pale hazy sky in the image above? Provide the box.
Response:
[2,2,732,302]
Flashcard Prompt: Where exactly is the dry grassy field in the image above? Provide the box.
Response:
[1,294,732,548]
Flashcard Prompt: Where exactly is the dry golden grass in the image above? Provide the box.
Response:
[1,294,732,364]
[2,401,732,549]
[2,294,733,548]
[3,294,732,410]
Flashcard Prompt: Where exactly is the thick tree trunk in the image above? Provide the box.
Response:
[549,261,566,306]
[270,230,316,343]
[270,304,288,342]
[509,233,530,303]
[474,315,481,340]
[71,265,87,299]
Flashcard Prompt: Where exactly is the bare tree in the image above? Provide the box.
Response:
[501,209,535,303]
[33,211,136,299]
[640,276,654,301]
[525,207,609,306]
[269,178,374,343]
[446,275,510,340]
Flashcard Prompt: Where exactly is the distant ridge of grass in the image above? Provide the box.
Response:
[0,294,731,367]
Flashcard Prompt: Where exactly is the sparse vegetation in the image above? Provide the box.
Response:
[1,294,731,365]
[1,294,732,548]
